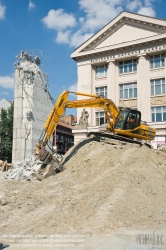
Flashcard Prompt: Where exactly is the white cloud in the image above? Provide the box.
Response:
[79,17,84,23]
[127,0,142,11]
[41,0,158,47]
[0,76,14,89]
[0,3,6,20]
[78,0,123,32]
[70,30,93,47]
[42,9,76,31]
[28,0,36,10]
[144,0,155,7]
[2,91,9,95]
[56,31,71,44]
[138,6,156,16]
[68,84,77,93]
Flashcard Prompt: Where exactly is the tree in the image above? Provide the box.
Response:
[0,104,14,162]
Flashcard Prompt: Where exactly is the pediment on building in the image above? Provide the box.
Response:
[71,11,166,59]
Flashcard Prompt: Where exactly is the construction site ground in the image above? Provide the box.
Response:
[0,139,166,249]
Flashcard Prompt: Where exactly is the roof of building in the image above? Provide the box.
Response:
[72,11,166,53]
[58,120,72,129]
[71,10,166,60]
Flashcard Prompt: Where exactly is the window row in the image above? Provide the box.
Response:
[95,78,165,100]
[96,106,166,125]
[96,85,138,99]
[95,54,165,78]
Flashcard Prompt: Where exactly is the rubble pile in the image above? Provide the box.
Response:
[0,158,42,181]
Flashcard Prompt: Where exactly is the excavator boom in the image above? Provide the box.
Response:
[39,90,119,146]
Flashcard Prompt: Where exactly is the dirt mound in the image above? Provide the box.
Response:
[0,140,166,248]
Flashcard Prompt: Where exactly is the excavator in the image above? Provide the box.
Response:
[35,90,156,180]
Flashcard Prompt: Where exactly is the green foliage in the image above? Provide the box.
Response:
[0,104,14,162]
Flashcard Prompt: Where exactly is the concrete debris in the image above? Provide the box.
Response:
[0,160,13,172]
[0,158,42,181]
[157,144,166,151]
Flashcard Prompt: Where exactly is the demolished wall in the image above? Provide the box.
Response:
[12,51,53,162]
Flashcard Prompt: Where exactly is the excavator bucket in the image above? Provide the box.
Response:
[36,149,63,181]
[36,164,60,181]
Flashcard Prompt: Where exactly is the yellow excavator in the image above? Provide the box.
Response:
[35,90,156,180]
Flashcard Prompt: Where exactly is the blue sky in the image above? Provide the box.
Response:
[0,0,166,106]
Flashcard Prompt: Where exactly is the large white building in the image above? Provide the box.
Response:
[71,11,166,145]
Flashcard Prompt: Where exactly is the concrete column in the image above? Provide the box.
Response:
[137,54,151,122]
[91,65,96,126]
[77,62,92,126]
[12,52,53,163]
[107,60,116,103]
[12,68,24,162]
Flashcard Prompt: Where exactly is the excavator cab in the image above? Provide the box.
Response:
[114,107,155,141]
[114,108,141,130]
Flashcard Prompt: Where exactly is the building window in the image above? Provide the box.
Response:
[150,54,165,69]
[120,83,137,99]
[95,64,108,78]
[151,78,165,96]
[119,59,137,74]
[151,106,166,122]
[96,86,107,97]
[96,112,106,125]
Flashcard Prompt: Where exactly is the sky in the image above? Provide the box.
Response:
[0,0,166,108]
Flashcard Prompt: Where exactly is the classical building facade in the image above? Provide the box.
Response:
[71,11,166,146]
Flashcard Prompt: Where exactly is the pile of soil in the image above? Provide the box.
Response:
[0,140,166,249]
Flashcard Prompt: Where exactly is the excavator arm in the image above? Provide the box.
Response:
[36,90,119,152]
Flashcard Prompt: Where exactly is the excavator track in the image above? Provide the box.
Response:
[88,131,151,147]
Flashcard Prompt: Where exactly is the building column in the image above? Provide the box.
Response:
[77,62,93,126]
[91,65,96,126]
[137,55,151,122]
[107,60,116,103]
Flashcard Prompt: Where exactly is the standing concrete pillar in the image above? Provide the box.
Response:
[107,60,116,103]
[137,55,151,122]
[12,51,53,163]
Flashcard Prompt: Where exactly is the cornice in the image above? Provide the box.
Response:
[72,34,166,61]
